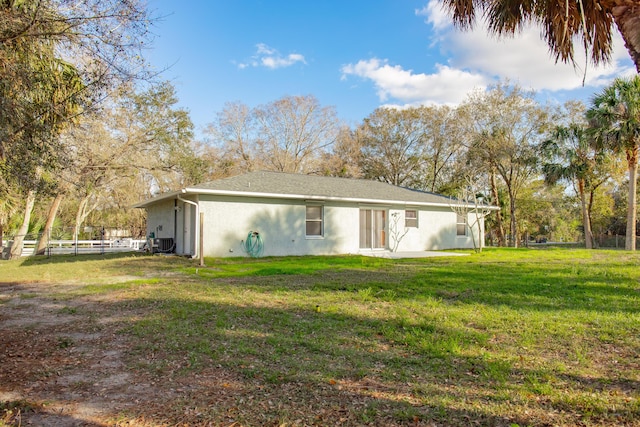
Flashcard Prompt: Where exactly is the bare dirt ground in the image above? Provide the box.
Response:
[1,281,171,426]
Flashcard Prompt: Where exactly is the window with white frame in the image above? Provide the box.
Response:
[456,213,467,236]
[306,205,324,237]
[405,209,418,228]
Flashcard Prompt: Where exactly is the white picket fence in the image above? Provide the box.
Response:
[3,238,146,257]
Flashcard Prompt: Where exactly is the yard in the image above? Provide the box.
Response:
[0,249,639,426]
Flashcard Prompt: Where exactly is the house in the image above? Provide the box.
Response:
[133,171,496,258]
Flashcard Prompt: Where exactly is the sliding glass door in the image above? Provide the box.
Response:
[359,209,386,249]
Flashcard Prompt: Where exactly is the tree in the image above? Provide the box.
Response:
[124,81,199,192]
[388,211,410,253]
[358,107,426,187]
[1,1,81,181]
[1,0,153,258]
[449,178,493,253]
[542,122,611,249]
[587,75,640,250]
[418,105,466,193]
[34,193,64,255]
[207,95,341,176]
[461,84,549,247]
[0,184,20,254]
[586,181,619,242]
[206,101,261,175]
[62,82,197,239]
[254,95,340,174]
[517,179,581,243]
[440,0,640,73]
[8,188,36,258]
[0,0,153,185]
[319,126,364,178]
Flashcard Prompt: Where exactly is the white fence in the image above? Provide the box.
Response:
[2,238,147,257]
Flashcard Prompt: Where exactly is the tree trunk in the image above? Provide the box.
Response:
[34,193,64,255]
[588,190,596,247]
[489,168,506,246]
[9,190,37,259]
[625,148,638,250]
[509,188,518,248]
[73,196,90,243]
[578,179,593,249]
[611,2,640,73]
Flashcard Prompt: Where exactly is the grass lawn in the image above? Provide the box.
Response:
[1,248,639,426]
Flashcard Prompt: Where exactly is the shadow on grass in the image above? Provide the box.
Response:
[2,274,639,426]
[16,251,150,266]
[3,249,640,425]
[190,258,640,314]
[119,294,638,426]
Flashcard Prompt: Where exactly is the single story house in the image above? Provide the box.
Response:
[133,171,496,258]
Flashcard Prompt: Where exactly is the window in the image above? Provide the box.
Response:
[456,213,467,236]
[405,210,418,228]
[306,205,323,237]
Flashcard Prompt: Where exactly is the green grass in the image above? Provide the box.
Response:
[1,248,639,426]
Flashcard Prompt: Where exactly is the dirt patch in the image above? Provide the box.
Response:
[0,282,161,426]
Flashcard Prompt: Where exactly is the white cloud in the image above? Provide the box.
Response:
[238,43,306,70]
[415,1,449,31]
[256,43,276,56]
[341,58,488,107]
[343,1,634,110]
[418,0,632,92]
[444,21,630,91]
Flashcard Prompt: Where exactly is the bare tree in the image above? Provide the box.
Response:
[389,212,410,253]
[449,178,494,253]
[206,101,261,175]
[319,126,364,178]
[254,95,340,174]
[207,95,341,176]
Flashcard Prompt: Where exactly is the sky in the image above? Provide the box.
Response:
[144,0,635,138]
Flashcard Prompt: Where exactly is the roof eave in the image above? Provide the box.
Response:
[160,188,500,210]
[131,189,185,209]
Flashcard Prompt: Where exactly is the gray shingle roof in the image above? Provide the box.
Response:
[190,171,454,205]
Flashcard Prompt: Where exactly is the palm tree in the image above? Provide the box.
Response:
[542,124,610,249]
[440,0,640,72]
[587,76,640,250]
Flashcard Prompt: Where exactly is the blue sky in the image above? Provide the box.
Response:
[145,0,635,137]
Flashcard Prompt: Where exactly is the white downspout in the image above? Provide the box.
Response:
[177,193,199,259]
